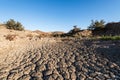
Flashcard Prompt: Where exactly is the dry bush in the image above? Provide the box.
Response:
[26,34,33,37]
[61,37,74,41]
[6,19,24,31]
[5,34,17,41]
[26,34,33,40]
[52,32,64,37]
[68,26,80,34]
[38,33,50,38]
[35,35,41,39]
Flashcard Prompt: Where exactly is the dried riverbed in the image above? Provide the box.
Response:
[0,38,120,80]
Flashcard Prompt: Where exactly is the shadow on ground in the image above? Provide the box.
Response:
[95,40,120,66]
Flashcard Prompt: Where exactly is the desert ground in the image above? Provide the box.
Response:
[0,25,120,80]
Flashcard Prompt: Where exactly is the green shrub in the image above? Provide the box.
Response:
[88,20,105,30]
[68,25,80,34]
[6,19,24,31]
[100,36,120,40]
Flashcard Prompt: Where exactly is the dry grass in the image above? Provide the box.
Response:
[26,34,33,38]
[26,34,33,40]
[5,34,17,41]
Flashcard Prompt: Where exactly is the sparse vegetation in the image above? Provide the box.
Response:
[39,33,49,38]
[26,34,33,40]
[62,26,92,38]
[100,36,120,40]
[5,34,17,41]
[90,36,120,40]
[88,20,105,30]
[62,25,81,37]
[2,19,120,40]
[35,34,41,39]
[52,31,64,37]
[26,34,33,38]
[68,25,80,34]
[1,19,120,80]
[6,19,24,31]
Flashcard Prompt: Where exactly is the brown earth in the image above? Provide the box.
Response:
[0,25,120,80]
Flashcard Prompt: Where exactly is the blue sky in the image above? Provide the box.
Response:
[0,0,120,32]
